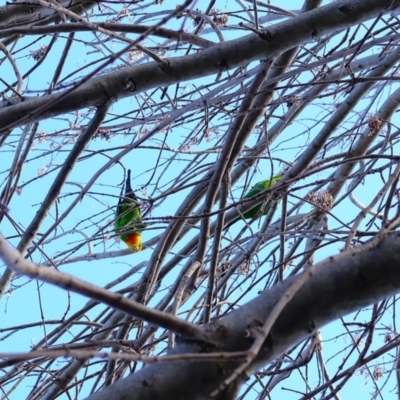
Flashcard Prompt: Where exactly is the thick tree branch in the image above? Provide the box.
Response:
[0,0,398,129]
[83,232,400,400]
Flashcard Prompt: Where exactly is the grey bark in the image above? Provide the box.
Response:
[86,233,400,400]
[0,0,398,129]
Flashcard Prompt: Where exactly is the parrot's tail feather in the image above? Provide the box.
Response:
[125,169,134,195]
[224,217,240,230]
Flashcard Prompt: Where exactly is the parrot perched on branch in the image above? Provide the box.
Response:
[114,169,145,252]
[228,174,283,227]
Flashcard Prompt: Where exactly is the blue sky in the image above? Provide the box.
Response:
[1,1,400,399]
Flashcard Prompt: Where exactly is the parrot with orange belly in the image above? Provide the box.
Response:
[114,169,145,252]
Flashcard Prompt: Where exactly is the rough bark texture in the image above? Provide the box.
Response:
[86,233,400,400]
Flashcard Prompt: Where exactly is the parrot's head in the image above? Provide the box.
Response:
[125,233,143,252]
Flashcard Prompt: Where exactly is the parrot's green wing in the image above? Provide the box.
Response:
[242,174,282,219]
[228,174,282,228]
[114,169,145,252]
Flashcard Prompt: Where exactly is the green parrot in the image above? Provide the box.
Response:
[114,169,145,252]
[229,174,282,227]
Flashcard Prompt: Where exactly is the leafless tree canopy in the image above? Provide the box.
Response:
[2,0,400,399]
